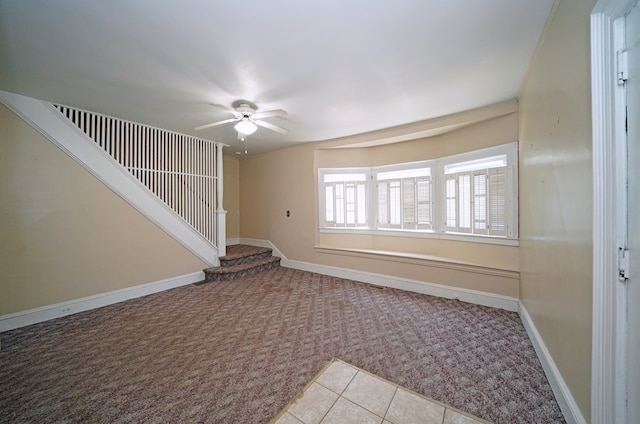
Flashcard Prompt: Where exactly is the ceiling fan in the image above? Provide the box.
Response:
[195,100,288,138]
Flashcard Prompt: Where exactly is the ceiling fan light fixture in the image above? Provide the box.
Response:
[234,118,257,135]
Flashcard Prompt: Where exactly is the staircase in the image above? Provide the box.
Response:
[202,244,281,282]
[0,91,225,266]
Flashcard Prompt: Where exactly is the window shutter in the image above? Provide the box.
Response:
[377,181,388,225]
[416,176,431,228]
[335,183,345,225]
[473,172,488,233]
[458,173,472,232]
[356,183,367,225]
[325,185,335,224]
[389,180,401,226]
[320,171,369,229]
[319,142,516,238]
[445,175,457,229]
[402,178,416,225]
[488,167,507,236]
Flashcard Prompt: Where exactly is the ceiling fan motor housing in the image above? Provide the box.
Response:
[232,100,257,117]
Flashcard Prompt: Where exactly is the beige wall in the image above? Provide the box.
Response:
[518,0,595,420]
[240,111,520,297]
[240,142,317,258]
[0,104,208,315]
[223,154,240,239]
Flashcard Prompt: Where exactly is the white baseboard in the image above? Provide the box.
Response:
[0,271,204,332]
[239,238,518,312]
[519,302,587,424]
[226,237,241,246]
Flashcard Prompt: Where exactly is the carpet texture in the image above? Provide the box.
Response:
[0,267,564,423]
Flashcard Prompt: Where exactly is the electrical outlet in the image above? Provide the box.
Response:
[59,307,72,315]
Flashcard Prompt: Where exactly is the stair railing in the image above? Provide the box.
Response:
[54,104,225,253]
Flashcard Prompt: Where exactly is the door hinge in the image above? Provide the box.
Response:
[619,247,630,281]
[617,50,629,85]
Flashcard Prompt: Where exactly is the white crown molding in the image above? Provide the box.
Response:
[0,90,219,266]
[317,99,518,149]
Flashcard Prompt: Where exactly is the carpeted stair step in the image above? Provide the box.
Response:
[203,244,281,282]
[219,245,274,267]
[203,255,281,282]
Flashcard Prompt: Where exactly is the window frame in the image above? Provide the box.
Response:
[373,160,434,231]
[318,167,371,229]
[318,142,518,244]
[439,142,518,239]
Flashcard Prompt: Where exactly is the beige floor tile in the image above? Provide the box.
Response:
[444,408,487,424]
[316,361,358,394]
[320,397,383,424]
[385,388,445,424]
[271,360,492,424]
[288,382,339,424]
[342,371,397,417]
[274,412,305,424]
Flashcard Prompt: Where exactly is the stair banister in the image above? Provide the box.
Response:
[216,143,226,257]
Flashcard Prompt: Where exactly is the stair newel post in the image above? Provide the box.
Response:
[216,143,227,257]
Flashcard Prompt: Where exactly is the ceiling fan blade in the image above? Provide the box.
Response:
[194,118,238,131]
[252,109,287,120]
[210,102,232,110]
[254,119,289,134]
[210,103,243,118]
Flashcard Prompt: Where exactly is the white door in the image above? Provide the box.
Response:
[625,2,640,422]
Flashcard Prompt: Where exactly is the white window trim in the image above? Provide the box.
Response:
[318,167,372,229]
[438,142,518,239]
[318,142,518,243]
[374,160,434,231]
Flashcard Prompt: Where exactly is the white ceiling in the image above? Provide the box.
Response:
[0,0,555,155]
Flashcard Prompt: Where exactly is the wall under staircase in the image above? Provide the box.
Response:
[0,90,226,266]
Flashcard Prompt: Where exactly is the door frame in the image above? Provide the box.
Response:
[591,0,636,422]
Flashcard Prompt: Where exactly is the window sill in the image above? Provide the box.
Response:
[318,227,519,246]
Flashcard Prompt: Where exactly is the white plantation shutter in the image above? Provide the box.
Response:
[473,172,488,233]
[325,185,334,222]
[402,178,416,225]
[416,176,431,229]
[458,173,472,232]
[445,173,474,234]
[441,145,515,238]
[376,168,433,230]
[320,172,368,228]
[356,183,366,225]
[444,169,507,235]
[318,141,517,239]
[345,183,356,224]
[488,167,507,236]
[377,181,389,225]
[389,180,401,225]
[445,176,457,229]
[335,183,345,225]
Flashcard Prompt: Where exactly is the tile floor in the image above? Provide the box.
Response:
[270,359,492,424]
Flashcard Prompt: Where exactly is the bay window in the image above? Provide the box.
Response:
[318,142,517,242]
